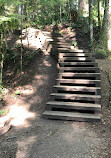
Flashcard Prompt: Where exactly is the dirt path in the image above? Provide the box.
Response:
[0,28,111,158]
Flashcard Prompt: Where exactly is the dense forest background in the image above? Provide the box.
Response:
[0,0,111,91]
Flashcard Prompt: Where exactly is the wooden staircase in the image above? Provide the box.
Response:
[42,33,101,121]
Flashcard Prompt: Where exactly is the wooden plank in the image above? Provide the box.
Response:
[43,110,101,121]
[54,85,101,95]
[46,101,101,111]
[59,53,93,58]
[59,56,95,60]
[50,93,101,100]
[56,79,101,86]
[59,67,100,73]
[58,73,100,79]
[58,57,95,63]
[58,49,88,53]
[52,44,71,48]
[59,62,98,67]
[50,93,101,104]
[50,41,71,46]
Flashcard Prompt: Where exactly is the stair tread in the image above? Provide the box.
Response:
[51,93,101,98]
[59,67,100,73]
[59,62,96,64]
[59,53,92,56]
[54,85,101,89]
[47,101,101,108]
[43,110,101,121]
[59,67,99,69]
[58,49,88,52]
[58,72,100,74]
[56,79,100,82]
[59,56,94,59]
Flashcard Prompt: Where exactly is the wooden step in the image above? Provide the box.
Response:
[59,62,98,67]
[58,73,100,80]
[57,48,78,51]
[42,32,102,122]
[59,57,95,62]
[59,53,93,58]
[43,110,101,121]
[59,67,100,73]
[56,79,101,87]
[53,85,101,95]
[58,49,88,53]
[45,37,66,42]
[52,44,71,48]
[46,101,101,111]
[50,41,71,46]
[50,93,101,104]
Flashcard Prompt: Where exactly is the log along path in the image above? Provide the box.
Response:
[0,29,111,158]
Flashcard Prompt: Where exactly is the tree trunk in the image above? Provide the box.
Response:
[107,0,111,51]
[0,34,4,87]
[102,0,109,32]
[89,0,93,44]
[78,0,86,16]
[70,0,78,10]
[98,0,102,30]
[60,2,62,22]
[102,0,111,52]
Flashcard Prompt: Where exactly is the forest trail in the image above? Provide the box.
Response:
[0,28,111,158]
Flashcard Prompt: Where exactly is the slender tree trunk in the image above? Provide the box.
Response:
[0,34,4,88]
[102,0,111,52]
[78,0,86,16]
[107,0,111,51]
[60,2,62,22]
[102,0,109,32]
[89,0,93,44]
[98,0,102,30]
[19,1,23,77]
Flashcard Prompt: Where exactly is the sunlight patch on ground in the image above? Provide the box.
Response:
[16,27,40,50]
[43,59,52,67]
[9,104,36,127]
[34,74,48,81]
[15,85,35,96]
[16,136,37,158]
[34,75,43,80]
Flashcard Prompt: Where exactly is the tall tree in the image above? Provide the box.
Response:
[89,0,93,44]
[107,0,111,51]
[102,0,111,51]
[98,0,102,30]
[78,0,86,16]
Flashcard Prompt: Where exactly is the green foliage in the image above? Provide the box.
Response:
[0,109,8,116]
[71,40,77,47]
[91,35,108,59]
[71,16,89,35]
[0,16,19,33]
[4,46,41,72]
[22,50,41,69]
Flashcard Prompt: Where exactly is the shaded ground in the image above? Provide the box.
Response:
[0,25,111,158]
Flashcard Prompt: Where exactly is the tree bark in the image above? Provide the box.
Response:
[89,0,93,44]
[98,0,102,30]
[102,0,111,51]
[78,0,86,16]
[107,0,111,51]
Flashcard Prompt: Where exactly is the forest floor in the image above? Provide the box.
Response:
[0,24,111,158]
